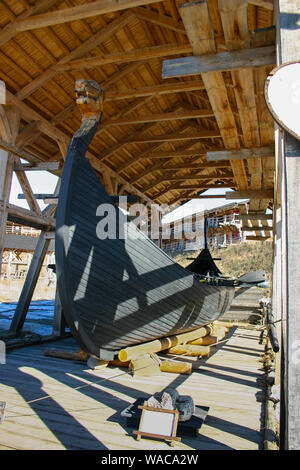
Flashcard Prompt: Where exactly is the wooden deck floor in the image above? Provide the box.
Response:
[0,326,266,450]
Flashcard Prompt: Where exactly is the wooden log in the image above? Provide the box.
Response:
[101,108,214,128]
[87,357,109,370]
[1,201,55,230]
[159,361,192,375]
[225,190,274,199]
[129,355,161,376]
[162,45,275,78]
[214,321,233,328]
[43,348,88,361]
[118,325,210,361]
[167,345,210,357]
[207,145,274,161]
[104,80,205,102]
[13,162,61,171]
[109,359,130,368]
[9,0,165,32]
[188,335,218,346]
[61,44,193,71]
[178,0,248,191]
[124,130,221,144]
[210,325,228,340]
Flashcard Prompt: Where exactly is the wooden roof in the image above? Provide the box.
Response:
[0,0,275,214]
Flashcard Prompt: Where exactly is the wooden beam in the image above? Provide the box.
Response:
[157,162,230,169]
[9,231,51,334]
[225,190,273,199]
[18,193,57,200]
[13,162,61,171]
[162,45,275,78]
[104,80,205,102]
[207,145,274,161]
[60,43,193,72]
[3,1,164,33]
[16,11,135,100]
[5,92,158,206]
[218,0,268,237]
[15,121,42,148]
[101,108,214,128]
[133,6,187,34]
[236,213,273,220]
[153,184,231,199]
[178,0,249,191]
[0,201,55,230]
[134,149,208,160]
[0,137,45,164]
[124,130,221,144]
[0,0,60,47]
[241,226,273,231]
[161,174,234,181]
[172,194,228,201]
[132,161,231,186]
[170,184,233,190]
[246,235,272,241]
[96,105,189,163]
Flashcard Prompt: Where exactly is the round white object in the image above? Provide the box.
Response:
[264,61,300,140]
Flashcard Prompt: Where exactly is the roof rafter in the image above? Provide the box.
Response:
[1,0,165,34]
[16,11,136,100]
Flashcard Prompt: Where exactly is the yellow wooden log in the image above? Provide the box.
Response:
[215,321,234,329]
[109,359,130,368]
[129,355,161,376]
[167,345,210,357]
[159,361,192,375]
[188,335,218,346]
[210,325,227,339]
[118,326,211,362]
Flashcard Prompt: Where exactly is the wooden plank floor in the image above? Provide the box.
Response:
[0,326,266,450]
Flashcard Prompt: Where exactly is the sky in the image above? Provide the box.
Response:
[9,169,59,211]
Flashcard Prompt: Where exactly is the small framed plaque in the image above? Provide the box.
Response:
[133,401,181,446]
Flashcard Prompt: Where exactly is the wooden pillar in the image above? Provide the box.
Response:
[0,105,20,271]
[276,0,300,450]
[53,286,66,337]
[9,231,50,334]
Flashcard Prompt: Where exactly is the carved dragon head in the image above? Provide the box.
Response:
[75,79,102,121]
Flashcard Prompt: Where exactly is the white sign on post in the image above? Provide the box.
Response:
[265,61,300,140]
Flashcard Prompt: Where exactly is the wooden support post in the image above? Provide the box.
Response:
[277,0,300,450]
[0,148,12,272]
[52,287,66,337]
[0,106,20,272]
[9,231,51,334]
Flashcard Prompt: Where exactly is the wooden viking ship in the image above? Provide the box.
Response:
[55,80,268,360]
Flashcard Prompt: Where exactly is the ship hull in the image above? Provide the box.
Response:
[55,145,234,359]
